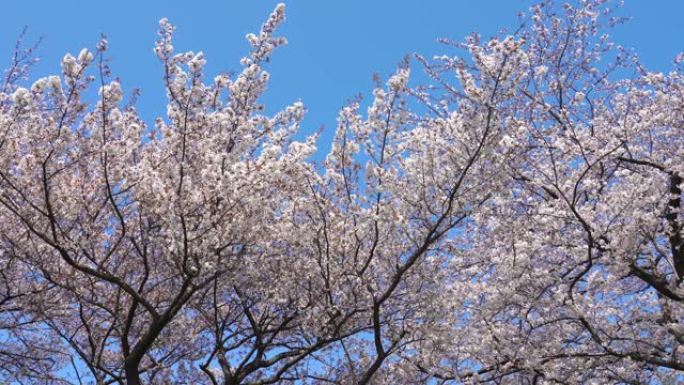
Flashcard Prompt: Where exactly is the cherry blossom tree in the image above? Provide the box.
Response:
[400,2,684,384]
[0,5,321,384]
[0,1,683,385]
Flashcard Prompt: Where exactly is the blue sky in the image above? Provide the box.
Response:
[1,1,683,148]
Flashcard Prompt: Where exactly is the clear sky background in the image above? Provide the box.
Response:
[1,1,682,149]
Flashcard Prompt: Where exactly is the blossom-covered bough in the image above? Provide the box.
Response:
[404,2,684,384]
[0,1,682,384]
